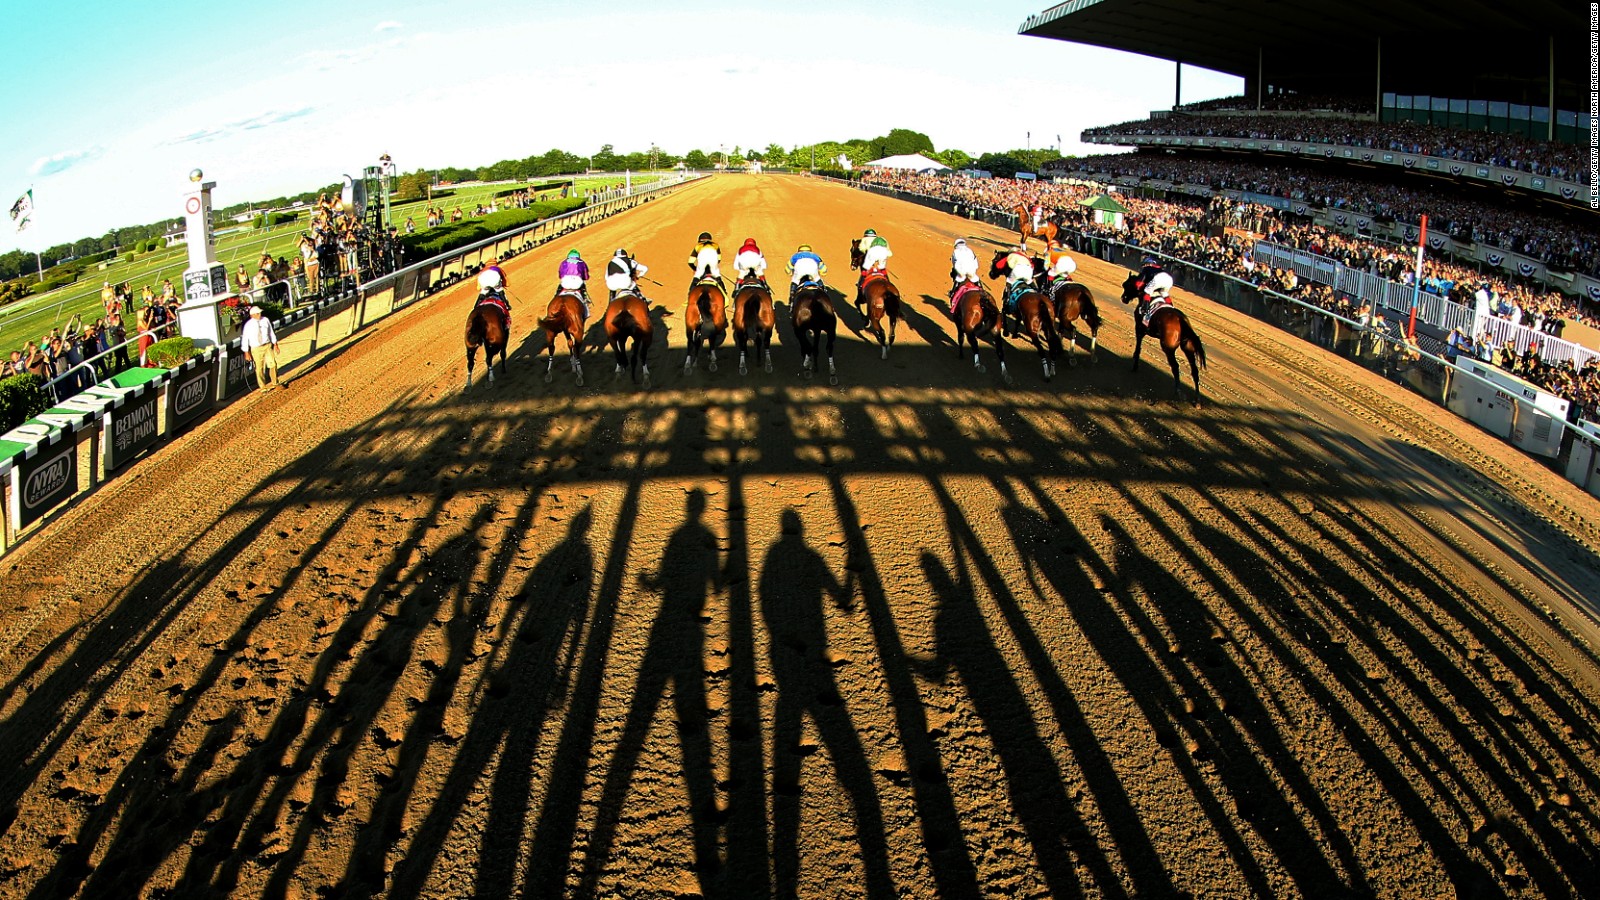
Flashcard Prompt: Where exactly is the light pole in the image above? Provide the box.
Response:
[377,153,395,231]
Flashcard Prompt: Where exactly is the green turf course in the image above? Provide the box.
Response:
[0,174,655,355]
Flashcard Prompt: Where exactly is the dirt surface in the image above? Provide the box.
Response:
[2,174,1599,899]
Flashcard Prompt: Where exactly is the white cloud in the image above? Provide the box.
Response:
[374,20,403,31]
[166,107,317,145]
[30,146,103,177]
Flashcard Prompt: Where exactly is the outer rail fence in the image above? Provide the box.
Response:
[821,174,1600,497]
[0,172,705,557]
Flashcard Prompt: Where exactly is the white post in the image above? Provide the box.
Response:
[177,170,231,348]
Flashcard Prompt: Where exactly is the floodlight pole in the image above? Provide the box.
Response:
[1174,60,1182,110]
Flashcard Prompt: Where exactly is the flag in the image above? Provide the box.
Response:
[9,190,32,233]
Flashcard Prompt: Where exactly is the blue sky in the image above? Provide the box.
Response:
[1,0,1240,254]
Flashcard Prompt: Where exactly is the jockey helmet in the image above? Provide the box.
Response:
[698,231,712,243]
[741,237,758,250]
[478,269,503,290]
[864,229,877,237]
[1147,272,1174,297]
[614,248,629,258]
[1057,256,1077,274]
[797,244,812,252]
[1142,256,1160,267]
[485,256,499,266]
[954,239,966,247]
[567,249,581,258]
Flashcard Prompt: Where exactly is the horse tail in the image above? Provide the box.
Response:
[974,298,998,338]
[884,285,902,320]
[696,289,715,341]
[1039,298,1061,353]
[1080,288,1103,333]
[466,307,488,347]
[743,293,762,344]
[1181,315,1207,368]
[539,311,566,331]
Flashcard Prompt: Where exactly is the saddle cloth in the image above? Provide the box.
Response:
[1140,298,1173,328]
[1003,280,1035,312]
[950,281,983,316]
[477,292,510,325]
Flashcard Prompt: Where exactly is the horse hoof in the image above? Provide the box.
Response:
[829,374,839,386]
[976,364,986,374]
[576,374,585,387]
[880,346,888,360]
[544,371,553,383]
[802,369,813,380]
[709,359,718,373]
[764,362,773,374]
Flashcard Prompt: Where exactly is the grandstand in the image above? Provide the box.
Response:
[1017,0,1599,326]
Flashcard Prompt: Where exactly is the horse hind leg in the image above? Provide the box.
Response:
[1186,349,1203,407]
[825,326,838,386]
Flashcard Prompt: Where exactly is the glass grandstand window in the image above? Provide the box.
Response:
[1395,95,1412,109]
[1509,103,1529,120]
[1383,93,1397,108]
[1488,100,1508,117]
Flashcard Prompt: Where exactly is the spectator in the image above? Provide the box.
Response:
[239,305,283,392]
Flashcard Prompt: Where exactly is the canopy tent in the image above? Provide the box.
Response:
[1079,193,1128,229]
[863,153,950,171]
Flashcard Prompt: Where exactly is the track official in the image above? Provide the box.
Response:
[241,306,284,392]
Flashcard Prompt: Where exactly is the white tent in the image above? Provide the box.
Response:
[864,153,950,171]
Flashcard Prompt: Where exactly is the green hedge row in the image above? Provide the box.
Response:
[251,212,297,229]
[145,337,196,369]
[399,198,586,259]
[0,373,48,432]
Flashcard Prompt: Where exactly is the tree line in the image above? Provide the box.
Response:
[2,127,1068,283]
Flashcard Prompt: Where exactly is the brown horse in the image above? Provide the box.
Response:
[854,270,902,360]
[539,288,587,386]
[465,296,509,390]
[731,274,775,375]
[1045,278,1102,365]
[604,290,654,386]
[683,276,728,373]
[988,251,1059,381]
[790,280,838,385]
[949,281,1009,383]
[1120,272,1207,404]
[1014,204,1058,250]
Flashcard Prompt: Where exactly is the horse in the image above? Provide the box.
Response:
[1014,204,1058,251]
[988,251,1059,381]
[1046,278,1102,365]
[683,276,728,373]
[790,280,838,385]
[854,269,902,360]
[731,274,775,375]
[1120,272,1207,405]
[465,295,509,390]
[949,280,1010,384]
[538,287,587,387]
[604,290,654,386]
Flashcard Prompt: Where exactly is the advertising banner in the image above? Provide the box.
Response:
[220,344,257,401]
[102,390,160,471]
[166,360,216,433]
[11,438,77,532]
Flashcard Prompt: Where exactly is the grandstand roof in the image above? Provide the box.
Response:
[1019,0,1585,106]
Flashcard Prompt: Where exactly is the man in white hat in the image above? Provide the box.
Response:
[240,305,283,391]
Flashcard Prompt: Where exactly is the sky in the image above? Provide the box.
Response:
[0,0,1240,255]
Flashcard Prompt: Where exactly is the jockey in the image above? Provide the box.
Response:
[995,246,1036,333]
[688,231,722,282]
[1031,203,1046,231]
[1134,256,1164,294]
[786,244,827,300]
[950,239,981,294]
[859,228,891,274]
[558,249,591,318]
[606,248,649,302]
[1045,247,1077,285]
[733,238,767,284]
[477,267,510,319]
[1138,271,1174,322]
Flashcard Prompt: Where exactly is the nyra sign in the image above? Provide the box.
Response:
[13,442,77,531]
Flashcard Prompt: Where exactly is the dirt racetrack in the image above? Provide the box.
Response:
[2,174,1599,899]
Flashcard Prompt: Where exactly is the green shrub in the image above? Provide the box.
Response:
[145,337,196,369]
[399,198,586,259]
[0,373,48,432]
[29,272,76,295]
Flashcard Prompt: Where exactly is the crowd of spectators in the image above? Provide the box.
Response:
[859,168,1600,420]
[1066,153,1600,278]
[1084,114,1589,184]
[1175,94,1375,115]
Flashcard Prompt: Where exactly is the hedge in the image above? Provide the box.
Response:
[399,198,586,259]
[0,373,48,432]
[145,336,197,369]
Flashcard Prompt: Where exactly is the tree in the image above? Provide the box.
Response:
[396,172,425,201]
[975,152,1025,179]
[880,128,934,157]
[765,143,788,167]
[593,144,619,172]
[685,149,711,169]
